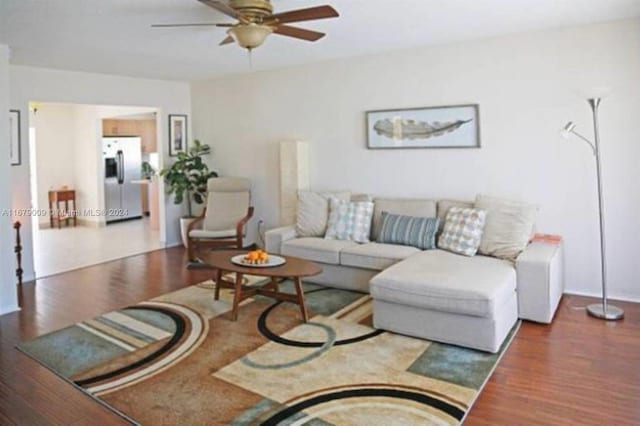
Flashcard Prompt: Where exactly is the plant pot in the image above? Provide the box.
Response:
[180,217,197,248]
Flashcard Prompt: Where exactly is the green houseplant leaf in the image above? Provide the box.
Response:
[159,140,218,218]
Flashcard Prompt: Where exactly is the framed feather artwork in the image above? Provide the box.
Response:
[366,104,480,149]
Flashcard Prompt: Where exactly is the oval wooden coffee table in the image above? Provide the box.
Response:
[202,250,322,322]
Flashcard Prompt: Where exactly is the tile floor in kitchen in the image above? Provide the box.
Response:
[32,218,165,278]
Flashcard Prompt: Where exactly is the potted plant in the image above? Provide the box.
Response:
[160,140,218,246]
[141,161,156,180]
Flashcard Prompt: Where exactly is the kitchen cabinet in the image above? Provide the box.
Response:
[102,119,120,136]
[138,120,157,153]
[103,119,135,136]
[102,119,157,153]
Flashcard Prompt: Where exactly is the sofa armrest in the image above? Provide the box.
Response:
[265,225,297,255]
[515,241,565,323]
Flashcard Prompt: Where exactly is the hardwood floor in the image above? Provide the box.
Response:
[0,246,638,425]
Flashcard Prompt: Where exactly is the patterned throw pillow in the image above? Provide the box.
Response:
[378,212,440,250]
[325,198,374,243]
[437,207,487,256]
[296,191,351,237]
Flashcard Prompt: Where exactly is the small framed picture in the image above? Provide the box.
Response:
[366,104,480,149]
[168,114,188,157]
[9,110,21,166]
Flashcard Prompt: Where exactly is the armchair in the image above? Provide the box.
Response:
[187,177,254,262]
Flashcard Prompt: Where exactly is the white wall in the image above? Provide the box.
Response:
[73,105,103,225]
[191,19,640,301]
[0,45,19,315]
[31,104,77,225]
[10,66,191,281]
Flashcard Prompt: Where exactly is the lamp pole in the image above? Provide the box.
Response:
[585,98,624,320]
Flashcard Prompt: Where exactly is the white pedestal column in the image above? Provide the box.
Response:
[279,141,309,226]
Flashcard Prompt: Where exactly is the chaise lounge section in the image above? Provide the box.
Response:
[266,196,564,353]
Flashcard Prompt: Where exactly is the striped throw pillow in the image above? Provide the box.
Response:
[378,212,440,250]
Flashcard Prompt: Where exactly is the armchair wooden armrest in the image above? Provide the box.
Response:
[236,207,255,247]
[187,210,207,235]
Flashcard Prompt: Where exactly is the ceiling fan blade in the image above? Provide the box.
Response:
[268,5,339,24]
[273,25,325,42]
[151,23,233,28]
[219,35,235,46]
[197,0,249,24]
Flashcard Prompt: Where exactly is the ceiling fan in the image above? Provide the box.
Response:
[152,0,339,50]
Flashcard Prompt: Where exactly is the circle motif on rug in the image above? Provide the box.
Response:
[242,322,337,370]
[75,301,208,395]
[257,289,384,348]
[259,386,465,425]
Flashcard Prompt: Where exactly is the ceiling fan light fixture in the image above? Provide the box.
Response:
[228,23,273,49]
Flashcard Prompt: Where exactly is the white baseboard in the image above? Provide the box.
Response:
[564,290,640,304]
[0,304,21,316]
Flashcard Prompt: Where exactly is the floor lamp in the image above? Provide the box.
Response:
[561,98,624,320]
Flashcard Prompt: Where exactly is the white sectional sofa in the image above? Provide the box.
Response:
[266,197,564,353]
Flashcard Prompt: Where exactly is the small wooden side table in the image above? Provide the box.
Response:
[48,189,77,229]
[203,250,322,322]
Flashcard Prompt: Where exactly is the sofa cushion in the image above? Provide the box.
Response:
[370,250,516,317]
[341,243,421,271]
[351,193,373,202]
[372,198,437,241]
[282,238,358,265]
[378,212,440,250]
[475,194,538,260]
[296,191,350,237]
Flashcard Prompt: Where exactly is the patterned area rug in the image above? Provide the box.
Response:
[18,276,519,425]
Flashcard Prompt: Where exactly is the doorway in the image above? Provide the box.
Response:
[29,102,165,278]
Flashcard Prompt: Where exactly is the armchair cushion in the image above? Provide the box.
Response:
[189,229,237,239]
[203,191,250,231]
[207,177,251,192]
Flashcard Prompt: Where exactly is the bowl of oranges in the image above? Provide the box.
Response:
[244,249,269,265]
[231,250,286,268]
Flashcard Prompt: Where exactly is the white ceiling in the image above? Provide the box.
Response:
[1,0,639,81]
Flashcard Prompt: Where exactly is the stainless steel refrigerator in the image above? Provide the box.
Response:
[103,137,143,223]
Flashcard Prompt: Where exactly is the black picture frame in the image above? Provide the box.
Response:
[9,110,21,166]
[168,114,188,157]
[366,104,481,149]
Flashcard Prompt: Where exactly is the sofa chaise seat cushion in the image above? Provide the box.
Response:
[281,238,358,265]
[340,243,421,271]
[370,249,516,318]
